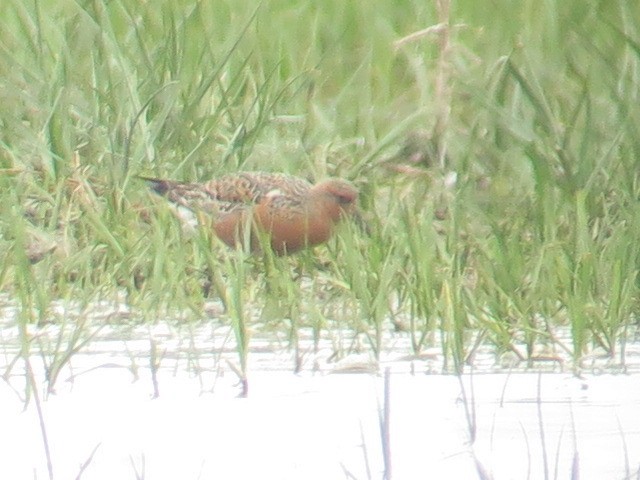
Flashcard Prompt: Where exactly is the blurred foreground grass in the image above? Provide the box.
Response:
[1,0,639,373]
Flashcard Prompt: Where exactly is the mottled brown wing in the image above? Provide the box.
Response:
[203,172,312,205]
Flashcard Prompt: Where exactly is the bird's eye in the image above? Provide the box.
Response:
[337,194,353,205]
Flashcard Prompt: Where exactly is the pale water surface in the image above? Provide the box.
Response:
[1,298,639,479]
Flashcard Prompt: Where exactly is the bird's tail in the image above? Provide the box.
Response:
[139,175,221,217]
[138,176,181,196]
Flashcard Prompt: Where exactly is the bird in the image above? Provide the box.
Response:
[141,171,360,255]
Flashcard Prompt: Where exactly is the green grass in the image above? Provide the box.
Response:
[2,0,640,386]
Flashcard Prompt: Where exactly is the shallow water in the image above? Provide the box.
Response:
[1,297,639,479]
